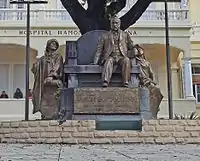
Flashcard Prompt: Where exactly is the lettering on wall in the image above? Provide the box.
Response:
[19,30,52,36]
[18,29,82,36]
[17,29,137,37]
[0,29,137,37]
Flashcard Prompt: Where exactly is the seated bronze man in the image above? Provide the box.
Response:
[93,16,134,87]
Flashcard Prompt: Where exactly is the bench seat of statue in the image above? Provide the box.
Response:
[64,64,140,74]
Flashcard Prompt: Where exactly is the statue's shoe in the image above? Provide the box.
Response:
[124,82,129,88]
[102,82,108,87]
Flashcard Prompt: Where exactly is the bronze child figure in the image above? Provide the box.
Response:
[134,44,164,118]
[134,44,156,87]
[93,16,134,87]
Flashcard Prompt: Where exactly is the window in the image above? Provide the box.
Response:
[180,0,188,8]
[171,2,181,9]
[192,65,200,103]
[0,0,7,20]
[16,0,25,20]
[192,66,200,75]
[18,0,24,9]
[193,84,200,104]
[157,2,181,10]
[0,0,7,8]
[0,63,27,98]
[124,0,156,10]
[0,64,9,94]
[13,64,25,98]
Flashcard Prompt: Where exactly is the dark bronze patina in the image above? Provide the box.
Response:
[134,44,163,118]
[93,16,134,87]
[32,39,63,120]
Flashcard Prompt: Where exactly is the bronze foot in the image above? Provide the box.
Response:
[124,82,129,88]
[102,82,108,88]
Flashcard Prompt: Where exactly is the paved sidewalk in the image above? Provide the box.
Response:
[0,144,200,161]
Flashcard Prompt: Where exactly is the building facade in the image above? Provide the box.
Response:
[189,0,200,114]
[0,0,196,120]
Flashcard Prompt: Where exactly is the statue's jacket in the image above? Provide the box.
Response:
[94,30,134,65]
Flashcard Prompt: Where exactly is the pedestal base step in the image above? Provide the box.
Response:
[96,120,142,130]
[72,114,142,130]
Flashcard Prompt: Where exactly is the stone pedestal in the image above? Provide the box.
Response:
[59,87,152,128]
[41,84,59,120]
[140,87,151,119]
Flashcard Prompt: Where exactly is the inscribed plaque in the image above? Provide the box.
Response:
[74,88,140,113]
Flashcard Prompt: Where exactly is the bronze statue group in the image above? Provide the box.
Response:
[31,15,163,120]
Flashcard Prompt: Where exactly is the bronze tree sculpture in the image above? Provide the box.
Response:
[60,0,153,34]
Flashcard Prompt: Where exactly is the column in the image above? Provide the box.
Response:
[9,64,13,98]
[171,67,180,99]
[183,57,195,99]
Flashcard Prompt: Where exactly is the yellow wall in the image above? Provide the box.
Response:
[189,0,200,24]
[142,44,182,99]
[191,43,200,59]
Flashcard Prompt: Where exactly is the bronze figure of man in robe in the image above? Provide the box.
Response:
[32,39,63,120]
[93,16,134,87]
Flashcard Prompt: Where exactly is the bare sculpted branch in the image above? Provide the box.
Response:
[120,0,153,30]
[60,0,153,34]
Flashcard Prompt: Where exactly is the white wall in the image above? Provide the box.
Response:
[0,98,195,121]
[0,99,41,121]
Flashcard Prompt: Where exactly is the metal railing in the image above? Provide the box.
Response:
[0,9,189,22]
[119,9,189,21]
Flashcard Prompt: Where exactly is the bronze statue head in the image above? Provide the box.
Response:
[46,39,59,52]
[134,44,145,59]
[110,16,121,31]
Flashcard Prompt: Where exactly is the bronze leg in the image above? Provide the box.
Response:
[118,56,131,86]
[102,57,114,86]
